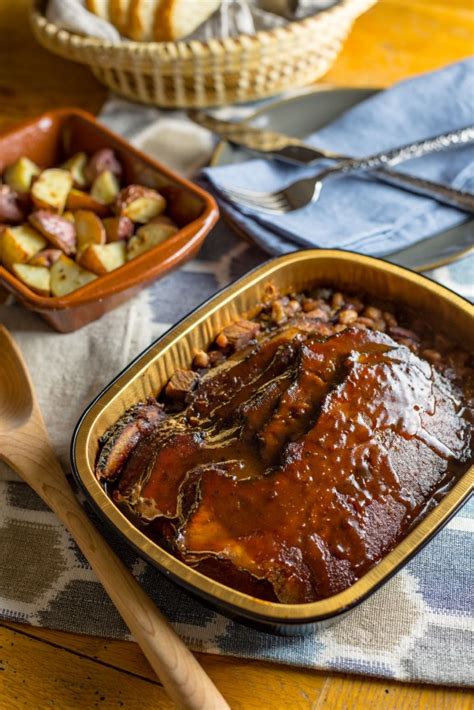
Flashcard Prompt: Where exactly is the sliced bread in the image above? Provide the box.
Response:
[153,0,221,41]
[87,0,220,42]
[109,0,132,35]
[85,0,111,22]
[128,0,163,41]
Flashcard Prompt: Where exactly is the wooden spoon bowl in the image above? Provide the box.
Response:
[0,325,228,710]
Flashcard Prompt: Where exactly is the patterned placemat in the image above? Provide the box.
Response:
[1,219,473,686]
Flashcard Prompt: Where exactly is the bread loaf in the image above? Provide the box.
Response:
[109,0,131,35]
[85,0,111,22]
[129,0,162,41]
[86,0,221,41]
[153,0,221,41]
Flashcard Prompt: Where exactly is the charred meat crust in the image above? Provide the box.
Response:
[96,400,165,481]
[215,319,260,351]
[164,368,200,402]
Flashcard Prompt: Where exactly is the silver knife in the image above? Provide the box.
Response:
[189,110,474,214]
[189,110,332,164]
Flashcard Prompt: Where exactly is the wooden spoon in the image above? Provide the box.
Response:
[0,325,229,710]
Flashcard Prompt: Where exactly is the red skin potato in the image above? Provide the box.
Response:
[85,149,122,183]
[0,185,25,224]
[29,248,63,267]
[29,210,76,255]
[103,216,134,242]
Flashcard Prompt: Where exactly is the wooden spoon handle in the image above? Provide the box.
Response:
[3,426,229,710]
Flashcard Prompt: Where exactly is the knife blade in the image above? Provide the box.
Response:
[188,110,334,165]
[188,110,474,215]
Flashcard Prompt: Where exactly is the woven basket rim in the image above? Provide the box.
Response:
[31,0,372,57]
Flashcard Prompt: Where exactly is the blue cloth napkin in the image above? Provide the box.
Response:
[201,59,474,257]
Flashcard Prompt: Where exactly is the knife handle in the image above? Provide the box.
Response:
[371,168,474,214]
[327,126,474,176]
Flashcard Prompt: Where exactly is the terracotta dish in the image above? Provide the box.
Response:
[0,109,218,332]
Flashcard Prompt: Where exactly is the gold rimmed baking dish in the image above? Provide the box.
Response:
[71,249,474,634]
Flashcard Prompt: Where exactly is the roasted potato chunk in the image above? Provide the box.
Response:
[31,168,72,213]
[150,214,177,227]
[115,185,166,223]
[4,157,40,193]
[90,170,120,205]
[75,210,106,255]
[0,185,26,224]
[12,263,50,296]
[65,188,110,217]
[29,210,76,255]
[127,219,178,260]
[0,224,47,270]
[62,152,88,189]
[85,148,122,183]
[160,185,203,227]
[103,216,134,242]
[0,145,193,301]
[29,248,62,268]
[79,241,126,275]
[50,254,97,297]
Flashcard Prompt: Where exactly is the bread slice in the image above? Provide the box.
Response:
[154,0,220,41]
[85,0,111,21]
[128,0,163,41]
[109,0,132,35]
[87,0,220,42]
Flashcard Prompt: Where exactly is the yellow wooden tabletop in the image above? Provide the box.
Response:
[1,1,473,708]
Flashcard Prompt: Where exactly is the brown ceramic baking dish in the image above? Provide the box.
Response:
[0,108,218,332]
[71,250,474,634]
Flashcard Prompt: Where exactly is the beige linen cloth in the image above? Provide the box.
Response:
[0,294,163,482]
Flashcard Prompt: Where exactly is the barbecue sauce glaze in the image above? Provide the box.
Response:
[100,314,472,603]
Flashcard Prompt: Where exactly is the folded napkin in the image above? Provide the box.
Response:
[201,59,474,257]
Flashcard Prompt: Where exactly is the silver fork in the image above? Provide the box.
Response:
[220,126,474,214]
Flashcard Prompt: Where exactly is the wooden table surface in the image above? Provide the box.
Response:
[1,1,473,708]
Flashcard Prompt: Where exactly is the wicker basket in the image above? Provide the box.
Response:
[31,0,376,108]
